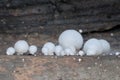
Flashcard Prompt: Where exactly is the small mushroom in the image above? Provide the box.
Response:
[41,47,49,55]
[78,50,85,56]
[54,45,63,56]
[83,38,103,56]
[64,48,74,56]
[14,40,29,55]
[29,45,37,55]
[41,42,55,55]
[6,47,15,55]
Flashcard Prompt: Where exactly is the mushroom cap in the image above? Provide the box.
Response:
[69,46,76,54]
[64,48,74,56]
[78,50,85,56]
[29,45,37,55]
[83,38,103,56]
[42,42,55,55]
[58,29,83,50]
[99,39,110,54]
[86,50,97,56]
[41,47,49,55]
[14,40,29,55]
[60,51,65,56]
[6,47,15,55]
[54,45,63,56]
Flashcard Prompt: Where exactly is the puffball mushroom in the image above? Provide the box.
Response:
[99,39,110,54]
[64,48,74,56]
[58,29,83,50]
[41,42,55,55]
[29,45,37,55]
[54,45,63,56]
[41,47,49,55]
[83,38,103,56]
[78,50,85,56]
[64,47,76,56]
[14,40,29,55]
[6,47,15,55]
[60,50,66,56]
[69,46,76,54]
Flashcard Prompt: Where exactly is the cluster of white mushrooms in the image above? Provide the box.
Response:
[6,29,111,56]
[42,29,111,56]
[6,40,37,55]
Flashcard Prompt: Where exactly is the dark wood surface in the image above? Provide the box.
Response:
[0,0,119,34]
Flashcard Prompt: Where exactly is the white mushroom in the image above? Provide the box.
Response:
[64,48,74,56]
[115,52,120,56]
[6,47,15,55]
[41,42,55,55]
[41,47,49,55]
[60,50,66,56]
[69,46,76,54]
[58,29,83,50]
[64,46,76,56]
[14,40,29,55]
[29,45,37,55]
[54,45,63,56]
[99,39,110,54]
[83,38,103,56]
[78,50,85,56]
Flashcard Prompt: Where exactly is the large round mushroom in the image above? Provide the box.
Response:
[58,29,83,50]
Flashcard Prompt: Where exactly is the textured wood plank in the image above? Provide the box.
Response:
[0,56,120,80]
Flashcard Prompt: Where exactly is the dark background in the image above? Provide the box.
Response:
[0,0,119,54]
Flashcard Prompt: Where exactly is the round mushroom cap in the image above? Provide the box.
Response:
[83,38,103,56]
[41,47,49,55]
[58,29,83,50]
[6,47,15,55]
[14,40,29,55]
[99,39,110,54]
[78,50,85,56]
[42,42,55,55]
[54,45,63,56]
[64,48,75,56]
[29,45,37,55]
